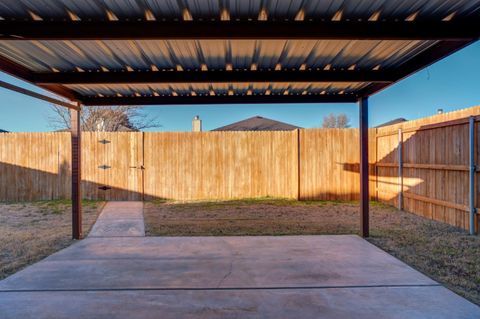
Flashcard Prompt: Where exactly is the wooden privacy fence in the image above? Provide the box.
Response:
[375,109,480,232]
[0,129,367,202]
[0,105,478,231]
[0,132,71,200]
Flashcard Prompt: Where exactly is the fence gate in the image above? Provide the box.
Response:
[83,132,144,201]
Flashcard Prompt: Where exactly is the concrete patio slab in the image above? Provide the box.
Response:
[0,236,436,290]
[0,235,479,318]
[89,201,144,237]
[1,286,478,319]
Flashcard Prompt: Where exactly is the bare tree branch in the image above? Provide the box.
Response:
[336,113,351,128]
[47,104,71,131]
[322,113,337,128]
[322,113,351,128]
[47,105,161,131]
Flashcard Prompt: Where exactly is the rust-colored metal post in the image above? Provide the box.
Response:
[296,128,301,201]
[359,97,369,237]
[469,116,476,235]
[71,104,82,239]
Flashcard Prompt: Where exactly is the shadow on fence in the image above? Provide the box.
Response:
[0,161,146,202]
[341,119,479,231]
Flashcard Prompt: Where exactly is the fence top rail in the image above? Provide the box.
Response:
[376,114,480,138]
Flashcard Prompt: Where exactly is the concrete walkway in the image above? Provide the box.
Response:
[89,201,145,237]
[0,204,479,318]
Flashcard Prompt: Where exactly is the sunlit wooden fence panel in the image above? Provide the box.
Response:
[143,131,299,200]
[375,106,480,231]
[298,128,377,201]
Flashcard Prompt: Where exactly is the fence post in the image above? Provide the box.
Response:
[469,116,476,235]
[398,128,403,210]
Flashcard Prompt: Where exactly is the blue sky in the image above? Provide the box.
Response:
[0,42,479,132]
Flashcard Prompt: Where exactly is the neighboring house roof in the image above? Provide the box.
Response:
[212,116,301,131]
[0,129,8,133]
[375,118,407,128]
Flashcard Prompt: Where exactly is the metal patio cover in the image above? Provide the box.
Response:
[0,0,479,106]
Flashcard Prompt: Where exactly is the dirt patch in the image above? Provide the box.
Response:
[0,200,104,279]
[144,199,480,305]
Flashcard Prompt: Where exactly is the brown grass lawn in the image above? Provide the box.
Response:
[0,200,104,279]
[144,199,480,305]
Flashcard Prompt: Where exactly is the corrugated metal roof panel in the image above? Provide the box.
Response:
[0,1,477,102]
[0,0,478,21]
[0,39,438,72]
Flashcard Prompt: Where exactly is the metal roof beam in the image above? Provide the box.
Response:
[32,70,395,85]
[0,21,479,40]
[0,55,82,103]
[0,79,79,110]
[81,94,358,106]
